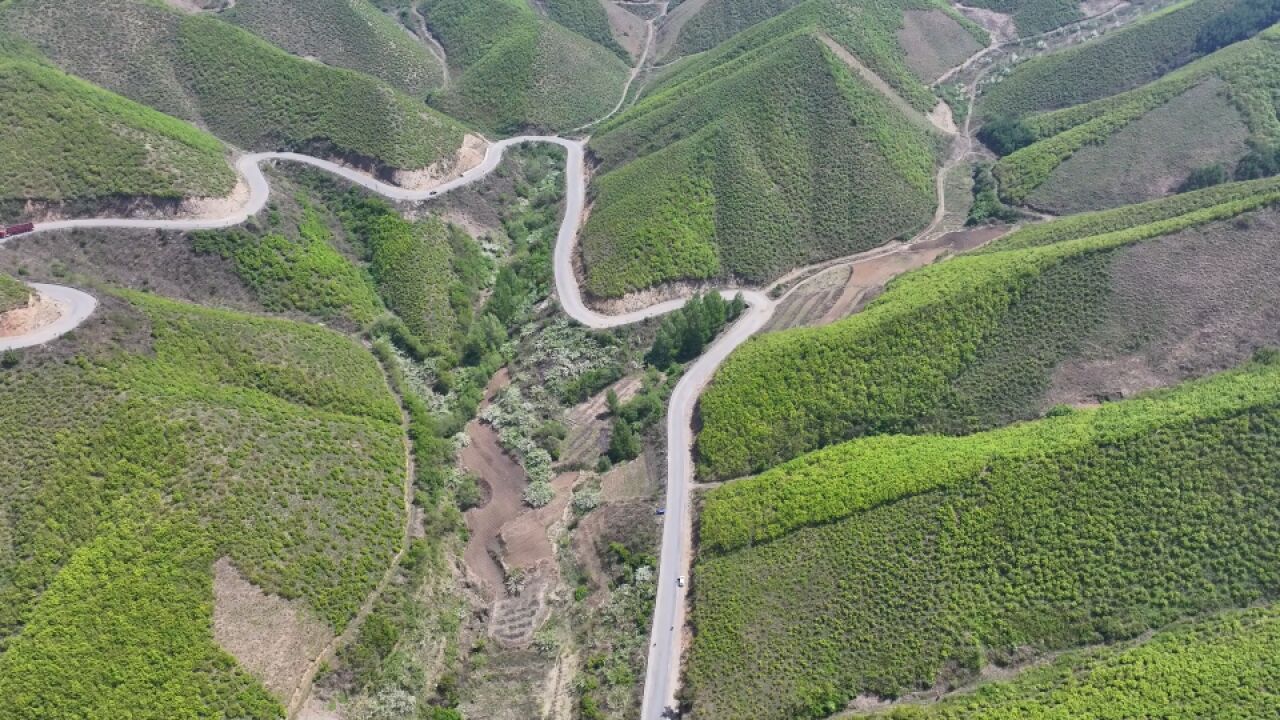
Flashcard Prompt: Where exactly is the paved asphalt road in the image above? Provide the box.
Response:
[16,137,774,718]
[0,283,98,351]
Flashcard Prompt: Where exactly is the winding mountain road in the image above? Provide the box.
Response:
[0,283,98,351]
[13,136,771,718]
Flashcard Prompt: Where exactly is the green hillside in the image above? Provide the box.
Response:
[978,0,1280,119]
[0,273,29,313]
[696,176,1280,479]
[0,291,407,714]
[961,0,1080,35]
[545,0,628,57]
[582,0,952,297]
[993,23,1280,207]
[223,0,445,96]
[659,0,808,58]
[420,0,630,132]
[867,603,1280,718]
[0,57,234,207]
[689,356,1280,720]
[3,0,467,173]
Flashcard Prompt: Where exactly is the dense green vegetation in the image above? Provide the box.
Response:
[871,603,1280,718]
[961,0,1079,35]
[3,0,466,172]
[646,292,746,368]
[662,0,807,57]
[992,24,1280,204]
[419,0,629,132]
[192,205,383,326]
[584,2,945,296]
[0,495,283,720]
[0,292,407,714]
[224,0,445,96]
[697,178,1280,478]
[690,356,1280,719]
[977,0,1256,119]
[0,57,234,206]
[0,273,30,313]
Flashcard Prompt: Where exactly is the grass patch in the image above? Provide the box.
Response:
[3,0,466,172]
[696,178,1280,479]
[224,0,445,97]
[0,57,234,205]
[584,4,945,296]
[690,356,1280,719]
[0,273,30,313]
[420,0,630,132]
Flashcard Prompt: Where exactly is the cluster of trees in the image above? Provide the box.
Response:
[1195,0,1280,54]
[690,357,1280,720]
[646,292,746,368]
[966,162,1024,224]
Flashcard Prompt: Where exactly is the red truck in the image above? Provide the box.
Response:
[1,223,35,239]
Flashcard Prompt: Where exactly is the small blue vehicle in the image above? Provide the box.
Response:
[656,507,666,516]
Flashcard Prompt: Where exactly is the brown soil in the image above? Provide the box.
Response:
[955,4,1018,43]
[819,225,1008,324]
[461,420,528,598]
[1045,207,1280,406]
[0,292,60,338]
[898,9,984,83]
[211,557,334,701]
[393,133,489,191]
[764,265,850,333]
[604,0,649,60]
[600,453,654,501]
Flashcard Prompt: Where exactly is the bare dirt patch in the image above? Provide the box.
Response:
[212,557,334,701]
[1028,78,1250,214]
[819,225,1008,324]
[955,4,1018,43]
[562,373,646,466]
[600,453,655,501]
[763,265,849,332]
[655,0,711,59]
[898,9,984,83]
[604,0,649,60]
[461,420,528,598]
[393,133,489,191]
[1080,0,1127,18]
[1045,207,1280,406]
[0,292,58,338]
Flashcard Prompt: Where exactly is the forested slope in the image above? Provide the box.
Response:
[419,0,630,132]
[991,23,1280,208]
[689,355,1280,719]
[0,292,408,717]
[866,603,1280,718]
[696,177,1280,478]
[0,56,235,209]
[979,0,1280,119]
[581,0,961,297]
[1,0,468,174]
[223,0,445,96]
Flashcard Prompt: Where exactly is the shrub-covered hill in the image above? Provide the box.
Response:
[544,0,629,58]
[0,291,408,716]
[958,0,1080,35]
[222,0,445,97]
[1,0,468,174]
[0,273,29,313]
[0,57,235,209]
[689,355,1280,720]
[419,0,630,133]
[865,603,1280,719]
[991,22,1280,208]
[695,176,1280,479]
[581,0,965,297]
[978,0,1280,120]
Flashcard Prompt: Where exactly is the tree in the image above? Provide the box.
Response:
[606,388,620,415]
[977,116,1036,156]
[608,418,640,462]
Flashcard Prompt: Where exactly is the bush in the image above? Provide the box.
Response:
[1179,163,1230,192]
